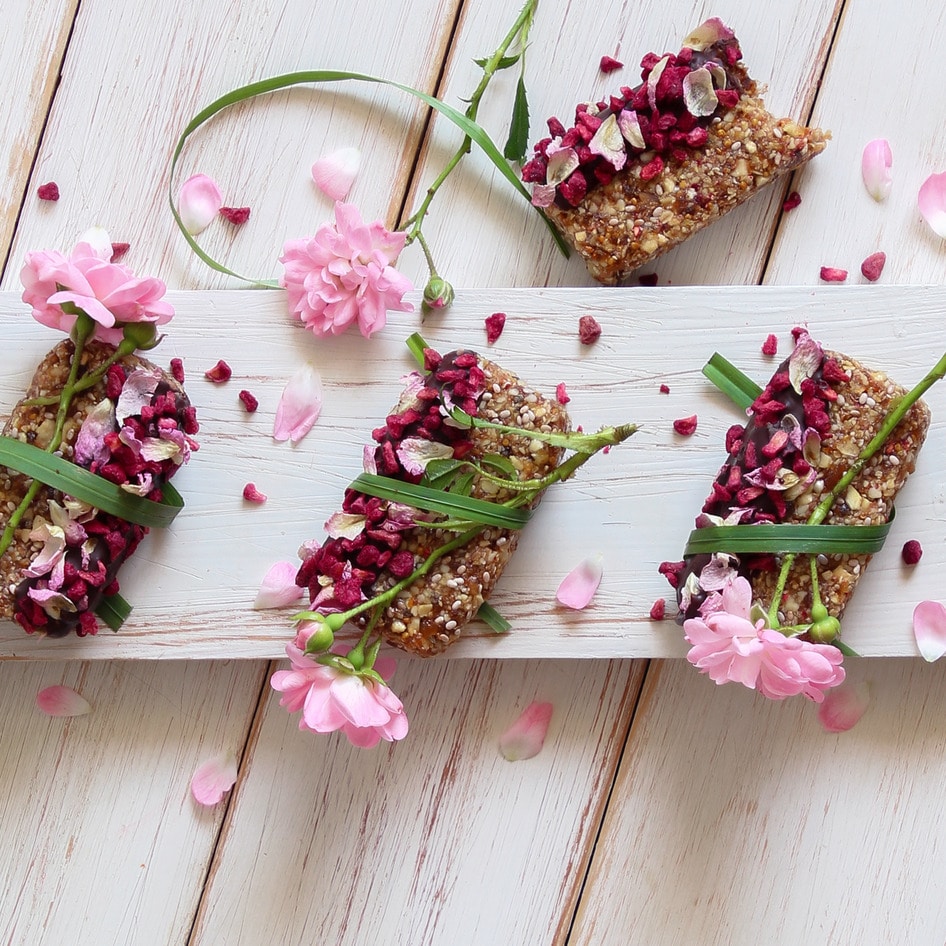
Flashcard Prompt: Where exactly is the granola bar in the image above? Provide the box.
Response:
[296,348,570,656]
[662,332,930,625]
[1,341,197,636]
[523,18,829,284]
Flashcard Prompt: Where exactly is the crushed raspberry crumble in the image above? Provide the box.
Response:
[578,315,602,345]
[243,483,267,503]
[220,206,251,225]
[37,182,60,201]
[649,598,666,620]
[902,539,923,565]
[485,312,506,344]
[556,382,570,405]
[673,414,698,436]
[819,266,848,283]
[659,383,670,394]
[761,334,778,356]
[599,55,623,73]
[782,191,802,212]
[204,359,232,383]
[110,242,130,262]
[860,252,886,282]
[239,389,259,412]
[169,358,185,383]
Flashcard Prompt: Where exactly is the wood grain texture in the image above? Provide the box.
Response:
[190,658,644,945]
[0,0,78,262]
[3,286,942,659]
[396,0,842,290]
[0,659,267,945]
[569,658,946,946]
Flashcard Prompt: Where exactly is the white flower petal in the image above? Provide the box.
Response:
[861,138,892,202]
[588,114,626,171]
[617,109,645,150]
[191,751,238,806]
[311,146,361,201]
[36,685,91,717]
[683,17,735,51]
[499,701,553,761]
[918,172,946,238]
[253,561,305,610]
[683,67,719,117]
[556,556,603,610]
[395,437,455,476]
[913,600,946,661]
[273,364,323,444]
[178,173,223,235]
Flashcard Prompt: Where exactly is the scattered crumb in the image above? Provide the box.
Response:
[673,415,698,436]
[485,312,506,344]
[599,55,623,73]
[578,315,601,345]
[555,382,570,405]
[782,190,802,212]
[762,333,778,356]
[819,266,848,283]
[860,251,886,282]
[659,383,670,394]
[649,598,666,620]
[169,358,185,383]
[220,206,251,225]
[243,483,267,503]
[37,182,60,201]
[239,389,259,413]
[902,539,923,565]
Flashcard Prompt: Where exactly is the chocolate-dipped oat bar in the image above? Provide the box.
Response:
[661,331,930,628]
[523,18,829,284]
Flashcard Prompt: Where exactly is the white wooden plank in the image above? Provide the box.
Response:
[191,658,643,945]
[570,657,946,945]
[396,0,841,291]
[765,2,946,285]
[0,0,460,293]
[0,659,266,945]
[0,0,77,255]
[2,285,943,659]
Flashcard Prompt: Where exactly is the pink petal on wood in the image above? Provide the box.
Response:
[36,685,91,717]
[861,138,892,202]
[273,364,323,444]
[918,172,946,237]
[556,556,603,609]
[191,752,238,806]
[817,681,870,733]
[178,173,223,235]
[499,701,553,761]
[913,600,946,661]
[253,561,305,609]
[311,147,361,200]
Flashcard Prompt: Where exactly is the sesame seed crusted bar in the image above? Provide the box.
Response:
[296,351,570,657]
[1,340,196,636]
[523,19,829,284]
[664,337,930,626]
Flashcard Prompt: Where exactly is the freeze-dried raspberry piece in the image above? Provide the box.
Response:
[220,206,251,225]
[782,191,802,212]
[860,251,886,282]
[659,383,670,394]
[762,334,778,356]
[239,389,259,413]
[673,414,697,436]
[243,483,267,503]
[599,55,623,73]
[485,312,506,344]
[578,315,601,345]
[819,266,848,283]
[37,182,60,201]
[170,358,185,383]
[556,382,570,405]
[204,360,232,383]
[110,242,130,262]
[902,540,923,565]
[649,598,666,620]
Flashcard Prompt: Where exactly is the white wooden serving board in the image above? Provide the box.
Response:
[1,286,943,660]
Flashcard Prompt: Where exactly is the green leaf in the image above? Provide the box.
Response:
[422,458,465,489]
[95,593,133,631]
[476,601,511,633]
[450,470,476,497]
[474,54,522,70]
[480,454,517,477]
[503,75,530,162]
[351,473,530,529]
[684,518,893,556]
[405,332,430,367]
[0,437,184,529]
[169,69,570,283]
[702,353,762,412]
[833,639,861,657]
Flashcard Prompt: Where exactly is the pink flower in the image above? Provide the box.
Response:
[270,645,409,748]
[21,232,173,344]
[684,577,845,702]
[279,202,413,339]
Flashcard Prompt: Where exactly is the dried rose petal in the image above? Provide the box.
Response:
[649,598,666,620]
[37,181,60,201]
[673,414,698,436]
[914,600,946,661]
[243,483,267,503]
[499,702,553,761]
[556,556,603,609]
[110,242,130,262]
[485,312,506,344]
[238,389,259,413]
[818,681,870,733]
[578,315,601,345]
[191,752,238,806]
[762,334,778,356]
[638,273,658,286]
[204,359,232,383]
[170,358,185,383]
[311,146,361,201]
[253,561,305,609]
[556,382,570,405]
[219,206,251,225]
[36,685,91,717]
[918,172,946,237]
[599,55,623,73]
[862,139,892,202]
[902,539,923,565]
[819,267,848,283]
[178,173,222,235]
[860,251,886,282]
[659,383,670,394]
[782,191,802,212]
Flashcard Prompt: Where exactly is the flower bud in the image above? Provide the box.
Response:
[422,276,455,311]
[299,618,336,654]
[121,321,160,351]
[809,614,841,643]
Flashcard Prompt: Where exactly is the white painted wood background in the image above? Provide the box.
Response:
[4,286,945,659]
[4,0,946,943]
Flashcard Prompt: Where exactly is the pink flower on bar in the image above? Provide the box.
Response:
[913,599,946,661]
[191,751,239,806]
[253,561,305,610]
[279,201,413,338]
[861,139,892,202]
[271,645,408,748]
[21,229,174,345]
[499,701,553,761]
[918,172,946,238]
[684,577,845,702]
[36,684,91,717]
[555,556,603,609]
[273,363,323,444]
[178,173,223,234]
